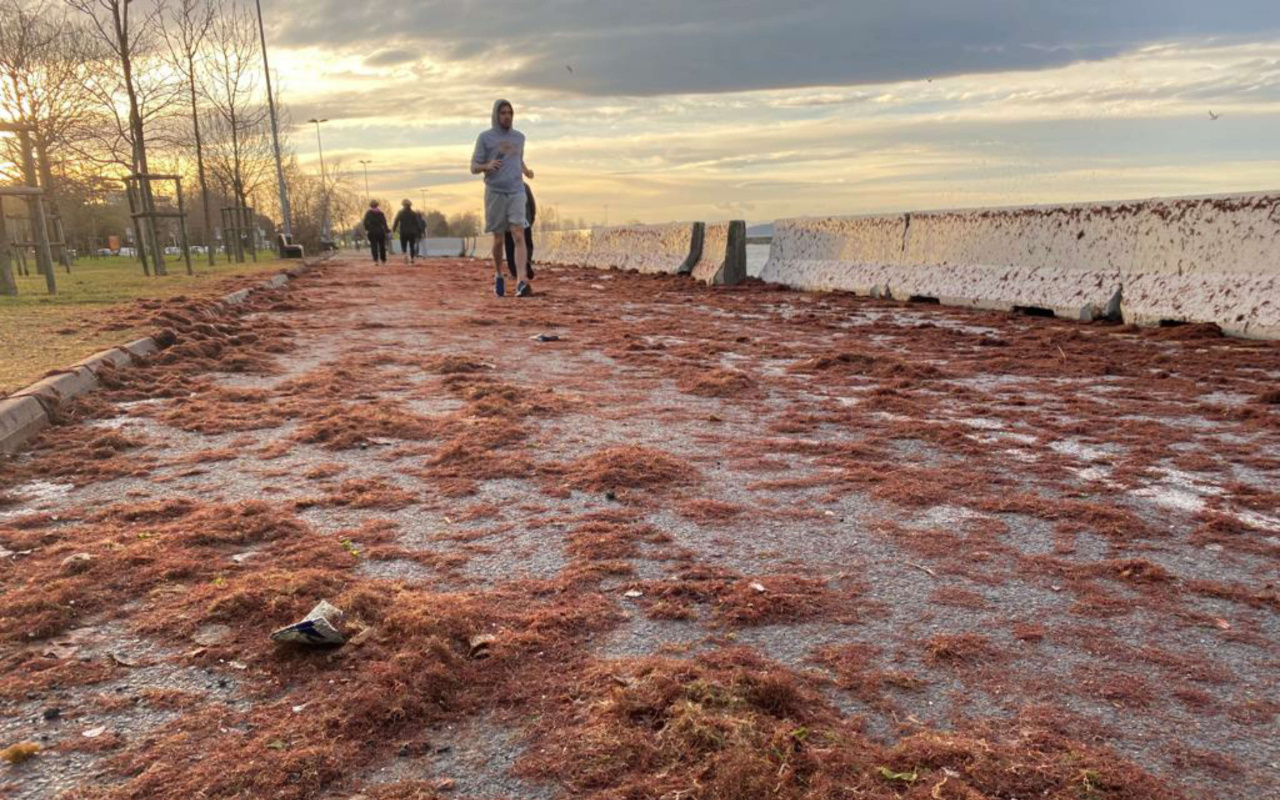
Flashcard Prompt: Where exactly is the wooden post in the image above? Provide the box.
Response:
[18,131,55,292]
[176,177,194,275]
[0,198,17,296]
[19,130,56,294]
[245,206,258,262]
[36,141,72,272]
[125,180,151,277]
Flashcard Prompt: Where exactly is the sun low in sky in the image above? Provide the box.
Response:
[268,0,1280,225]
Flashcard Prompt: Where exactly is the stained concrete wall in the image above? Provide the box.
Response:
[761,192,1280,337]
[539,225,692,274]
[540,221,748,286]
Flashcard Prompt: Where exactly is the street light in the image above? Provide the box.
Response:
[308,118,330,241]
[255,0,291,241]
[358,159,372,200]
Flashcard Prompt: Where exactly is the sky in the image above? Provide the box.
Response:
[263,0,1280,225]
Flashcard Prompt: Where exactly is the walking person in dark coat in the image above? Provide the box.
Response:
[362,200,389,263]
[503,183,536,281]
[393,199,424,263]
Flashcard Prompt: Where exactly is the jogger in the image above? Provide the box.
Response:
[471,99,534,297]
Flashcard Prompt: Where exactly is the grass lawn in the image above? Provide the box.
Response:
[1,253,287,396]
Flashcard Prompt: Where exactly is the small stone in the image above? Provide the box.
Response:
[193,624,233,647]
[749,582,767,593]
[605,490,617,501]
[42,708,62,722]
[82,726,106,739]
[1205,544,1224,552]
[623,590,643,599]
[60,553,93,575]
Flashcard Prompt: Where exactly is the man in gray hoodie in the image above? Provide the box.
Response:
[471,99,534,297]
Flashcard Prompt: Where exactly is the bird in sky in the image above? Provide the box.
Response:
[1208,111,1220,120]
[566,65,574,73]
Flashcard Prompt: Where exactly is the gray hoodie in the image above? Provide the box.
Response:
[471,99,526,195]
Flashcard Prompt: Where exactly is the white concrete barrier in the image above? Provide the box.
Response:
[538,229,594,267]
[690,221,748,286]
[762,192,1280,337]
[539,221,748,285]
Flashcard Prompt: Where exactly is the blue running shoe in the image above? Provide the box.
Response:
[516,280,532,297]
[494,275,505,297]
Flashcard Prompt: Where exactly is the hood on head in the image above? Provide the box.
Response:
[492,98,512,129]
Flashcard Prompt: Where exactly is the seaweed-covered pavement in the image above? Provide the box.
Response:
[2,257,1278,800]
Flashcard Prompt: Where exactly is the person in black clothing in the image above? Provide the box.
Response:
[503,183,536,280]
[393,199,423,263]
[362,200,389,263]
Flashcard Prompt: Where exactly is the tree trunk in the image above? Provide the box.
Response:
[35,140,72,272]
[188,53,215,267]
[115,2,166,276]
[0,199,17,296]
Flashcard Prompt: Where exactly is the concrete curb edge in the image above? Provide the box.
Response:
[0,258,317,456]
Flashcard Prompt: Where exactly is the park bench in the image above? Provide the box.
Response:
[277,233,304,259]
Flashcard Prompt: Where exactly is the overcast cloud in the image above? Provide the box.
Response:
[270,0,1280,95]
[260,2,1280,223]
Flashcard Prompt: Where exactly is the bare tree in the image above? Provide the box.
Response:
[65,0,174,274]
[203,2,272,225]
[162,0,215,268]
[0,0,100,269]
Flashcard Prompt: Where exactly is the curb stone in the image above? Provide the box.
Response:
[0,259,317,457]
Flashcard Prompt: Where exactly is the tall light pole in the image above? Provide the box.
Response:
[254,0,291,242]
[359,159,372,199]
[308,118,330,241]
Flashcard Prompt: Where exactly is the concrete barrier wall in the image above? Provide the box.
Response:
[586,223,695,274]
[762,192,1280,337]
[540,221,748,286]
[539,224,696,275]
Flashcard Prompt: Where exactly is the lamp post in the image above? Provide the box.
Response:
[308,118,330,241]
[255,0,291,241]
[359,159,372,200]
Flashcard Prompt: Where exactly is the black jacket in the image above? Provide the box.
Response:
[393,208,422,238]
[363,208,389,236]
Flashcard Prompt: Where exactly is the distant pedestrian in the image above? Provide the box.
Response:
[362,200,389,263]
[415,208,429,256]
[392,199,423,263]
[503,182,536,281]
[471,98,534,297]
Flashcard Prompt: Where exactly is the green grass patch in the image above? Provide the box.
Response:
[1,254,287,395]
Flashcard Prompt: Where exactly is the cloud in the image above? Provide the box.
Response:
[364,48,420,68]
[267,0,1280,96]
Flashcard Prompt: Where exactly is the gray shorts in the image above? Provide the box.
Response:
[485,188,527,234]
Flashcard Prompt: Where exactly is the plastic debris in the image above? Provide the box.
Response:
[623,590,644,599]
[749,582,767,593]
[82,726,107,739]
[530,334,561,342]
[1,742,41,764]
[270,600,346,646]
[42,641,80,660]
[468,633,497,659]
